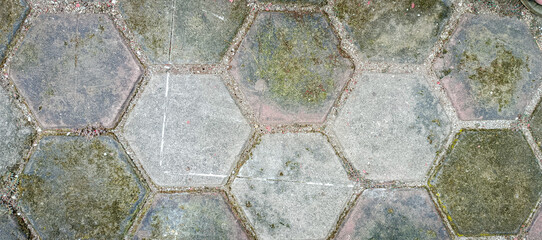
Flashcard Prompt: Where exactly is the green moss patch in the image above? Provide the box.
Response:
[18,136,146,239]
[430,130,542,236]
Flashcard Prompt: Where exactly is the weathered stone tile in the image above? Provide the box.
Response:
[429,130,542,236]
[434,14,542,120]
[120,0,248,64]
[331,73,450,182]
[0,207,27,240]
[0,86,34,178]
[123,74,251,187]
[0,0,28,61]
[170,0,248,64]
[528,210,542,240]
[230,12,353,124]
[231,133,354,239]
[527,102,542,148]
[119,0,173,63]
[134,192,248,239]
[334,0,450,64]
[336,188,449,240]
[10,14,142,129]
[18,135,147,239]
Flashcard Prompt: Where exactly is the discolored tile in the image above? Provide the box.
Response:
[336,188,449,240]
[434,14,542,120]
[429,130,542,236]
[18,135,147,239]
[0,207,27,240]
[123,74,251,187]
[9,14,142,129]
[334,0,451,63]
[134,192,248,239]
[331,73,450,183]
[230,12,353,124]
[231,133,354,239]
[0,0,28,62]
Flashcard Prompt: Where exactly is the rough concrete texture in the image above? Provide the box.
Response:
[0,86,34,178]
[434,14,542,120]
[528,211,542,240]
[18,135,147,239]
[0,0,28,62]
[334,0,451,64]
[0,207,27,240]
[133,192,248,239]
[120,0,248,64]
[230,11,353,124]
[9,14,142,129]
[529,102,542,148]
[336,188,449,240]
[231,133,354,239]
[123,73,251,187]
[331,73,450,183]
[260,0,326,5]
[430,130,542,236]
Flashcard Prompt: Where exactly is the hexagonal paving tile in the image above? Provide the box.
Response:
[120,0,248,64]
[0,0,28,61]
[9,14,142,129]
[230,12,353,124]
[133,192,248,239]
[331,73,450,183]
[429,130,542,236]
[434,14,542,120]
[123,73,251,188]
[0,86,34,177]
[231,133,354,239]
[18,135,147,239]
[336,188,449,239]
[0,207,27,240]
[528,102,542,148]
[528,210,542,240]
[334,0,451,64]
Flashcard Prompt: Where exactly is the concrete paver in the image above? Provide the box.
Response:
[123,74,251,187]
[434,14,542,120]
[336,188,449,240]
[230,11,353,124]
[334,0,451,63]
[0,0,28,62]
[430,130,542,236]
[231,133,353,239]
[134,192,248,239]
[18,136,147,239]
[332,73,450,183]
[0,207,27,240]
[0,86,34,178]
[9,14,142,129]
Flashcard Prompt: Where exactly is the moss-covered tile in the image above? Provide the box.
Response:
[171,0,248,64]
[429,130,542,236]
[231,133,354,239]
[334,0,450,63]
[336,188,449,240]
[9,14,142,129]
[134,193,248,239]
[230,12,353,124]
[528,102,542,148]
[435,15,542,120]
[0,207,27,240]
[18,135,147,239]
[0,85,35,178]
[0,0,28,62]
[331,73,450,182]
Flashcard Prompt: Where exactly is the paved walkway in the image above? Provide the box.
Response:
[1,0,542,239]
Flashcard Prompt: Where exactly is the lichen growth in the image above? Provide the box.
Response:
[430,130,542,236]
[334,0,449,63]
[248,13,343,108]
[18,136,146,239]
[459,43,526,112]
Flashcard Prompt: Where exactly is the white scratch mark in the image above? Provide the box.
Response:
[236,176,354,188]
[159,72,170,166]
[202,9,225,21]
[163,171,228,178]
